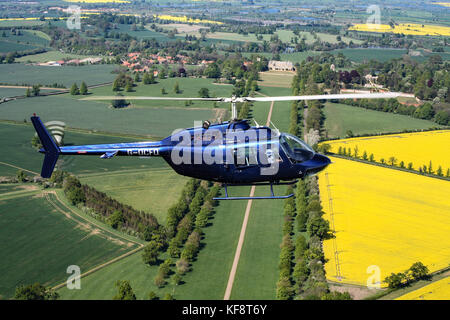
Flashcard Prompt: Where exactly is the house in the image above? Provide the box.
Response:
[268,60,295,71]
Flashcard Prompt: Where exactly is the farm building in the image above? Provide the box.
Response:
[268,60,295,71]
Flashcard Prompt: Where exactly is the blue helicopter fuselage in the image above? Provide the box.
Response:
[31,116,331,184]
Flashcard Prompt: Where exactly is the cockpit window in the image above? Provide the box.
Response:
[279,134,314,163]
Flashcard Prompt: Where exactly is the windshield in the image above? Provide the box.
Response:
[279,133,314,163]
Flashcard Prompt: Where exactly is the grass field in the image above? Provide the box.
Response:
[396,276,450,300]
[79,169,188,224]
[59,186,252,299]
[332,48,409,63]
[1,93,219,138]
[16,51,101,63]
[323,102,438,138]
[0,64,117,87]
[0,191,139,299]
[229,186,286,299]
[0,122,168,177]
[318,157,450,287]
[258,71,295,88]
[324,129,450,173]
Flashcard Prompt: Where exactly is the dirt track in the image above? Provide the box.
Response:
[223,98,275,300]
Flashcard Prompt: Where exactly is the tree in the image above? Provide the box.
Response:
[142,241,160,265]
[107,210,124,229]
[163,293,174,300]
[125,81,133,92]
[26,87,31,97]
[14,283,59,300]
[148,291,158,300]
[174,81,181,94]
[113,280,136,300]
[321,291,352,300]
[70,83,79,95]
[307,216,333,240]
[276,277,293,300]
[154,273,165,288]
[17,170,27,182]
[31,84,40,96]
[198,87,210,98]
[112,79,120,92]
[111,93,128,108]
[388,156,397,166]
[80,81,88,95]
[384,272,406,289]
[161,87,166,95]
[172,273,182,286]
[408,262,429,281]
[176,258,189,275]
[204,62,221,78]
[5,52,15,64]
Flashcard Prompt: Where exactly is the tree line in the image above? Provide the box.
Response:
[62,173,161,240]
[332,145,450,179]
[276,177,351,300]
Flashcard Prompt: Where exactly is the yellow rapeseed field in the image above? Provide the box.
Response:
[324,130,450,176]
[435,2,450,8]
[396,276,450,300]
[318,157,450,287]
[64,0,131,3]
[154,14,223,25]
[349,23,450,36]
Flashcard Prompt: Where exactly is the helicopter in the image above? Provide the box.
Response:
[31,92,400,200]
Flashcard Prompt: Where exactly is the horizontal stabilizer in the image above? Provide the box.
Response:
[100,151,119,159]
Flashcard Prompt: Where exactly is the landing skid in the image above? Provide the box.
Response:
[213,180,297,200]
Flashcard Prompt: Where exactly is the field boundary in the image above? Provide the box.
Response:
[327,153,450,182]
[0,161,39,175]
[44,191,146,291]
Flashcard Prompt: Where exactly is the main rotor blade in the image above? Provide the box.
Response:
[80,96,226,101]
[245,92,402,102]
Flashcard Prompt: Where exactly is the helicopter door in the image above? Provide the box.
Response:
[231,145,259,182]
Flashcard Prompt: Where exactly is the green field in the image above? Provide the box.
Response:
[0,122,168,177]
[0,64,117,87]
[58,186,252,300]
[16,51,102,63]
[0,191,139,299]
[323,102,440,138]
[230,186,286,299]
[79,169,188,224]
[1,94,218,138]
[88,77,234,109]
[332,48,409,63]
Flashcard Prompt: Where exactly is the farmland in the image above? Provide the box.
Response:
[396,276,450,300]
[79,169,188,224]
[323,102,439,138]
[258,71,295,88]
[16,51,102,63]
[1,94,218,138]
[349,23,450,36]
[59,186,252,300]
[0,122,168,177]
[324,130,450,174]
[318,157,450,287]
[0,190,140,299]
[0,64,117,87]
